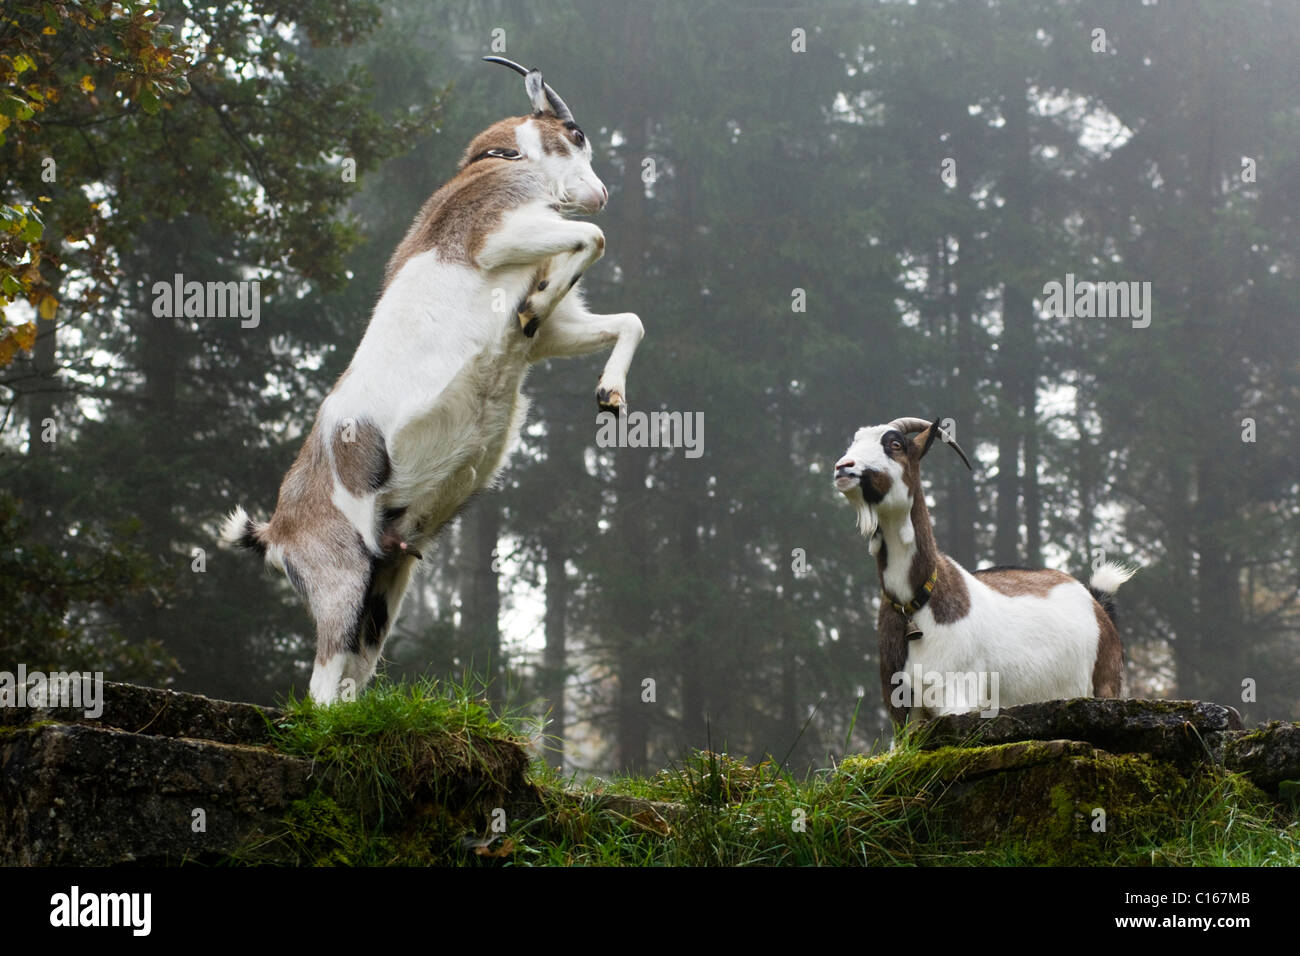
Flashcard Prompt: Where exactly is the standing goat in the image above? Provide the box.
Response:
[833,417,1132,722]
[221,58,644,704]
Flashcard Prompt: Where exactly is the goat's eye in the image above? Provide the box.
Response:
[571,129,586,147]
[890,440,903,451]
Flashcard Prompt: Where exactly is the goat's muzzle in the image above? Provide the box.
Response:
[833,458,859,492]
[567,179,608,213]
[838,464,887,503]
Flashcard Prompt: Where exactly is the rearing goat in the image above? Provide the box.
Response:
[222,58,644,704]
[833,417,1132,722]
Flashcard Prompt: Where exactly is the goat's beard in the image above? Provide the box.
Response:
[849,491,877,539]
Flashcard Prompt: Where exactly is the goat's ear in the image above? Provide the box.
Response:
[524,70,551,115]
[917,418,942,459]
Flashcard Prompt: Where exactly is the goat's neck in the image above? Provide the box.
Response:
[875,494,941,606]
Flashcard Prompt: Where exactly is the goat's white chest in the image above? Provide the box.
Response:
[326,253,537,537]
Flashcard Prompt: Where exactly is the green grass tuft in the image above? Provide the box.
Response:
[230,676,539,865]
[270,676,535,824]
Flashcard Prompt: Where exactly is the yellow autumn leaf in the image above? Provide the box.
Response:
[39,295,57,319]
[80,75,95,93]
[13,321,36,350]
[43,26,57,35]
[0,322,37,368]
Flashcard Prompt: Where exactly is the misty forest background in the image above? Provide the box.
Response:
[3,0,1299,774]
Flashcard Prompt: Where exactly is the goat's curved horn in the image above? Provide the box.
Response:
[540,82,574,124]
[886,417,934,436]
[482,56,575,124]
[482,55,530,77]
[888,416,974,471]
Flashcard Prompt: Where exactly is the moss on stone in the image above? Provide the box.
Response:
[0,719,61,738]
[278,792,366,866]
[243,787,499,866]
[839,738,1197,864]
[1236,722,1283,746]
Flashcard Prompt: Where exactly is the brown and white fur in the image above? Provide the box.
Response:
[833,417,1132,724]
[221,59,643,704]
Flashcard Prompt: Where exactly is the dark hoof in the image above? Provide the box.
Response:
[382,532,424,561]
[596,387,625,412]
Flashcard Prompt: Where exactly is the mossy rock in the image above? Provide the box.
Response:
[2,721,312,864]
[917,698,1244,770]
[855,739,1192,864]
[248,790,493,866]
[1223,721,1300,789]
[0,680,280,745]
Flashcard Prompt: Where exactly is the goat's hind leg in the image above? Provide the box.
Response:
[340,553,420,694]
[305,562,369,705]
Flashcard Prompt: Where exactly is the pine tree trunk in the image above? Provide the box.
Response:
[542,531,568,769]
[1022,397,1042,567]
[608,3,652,774]
[18,236,62,533]
[946,226,978,566]
[464,504,502,703]
[993,84,1037,566]
[678,488,706,750]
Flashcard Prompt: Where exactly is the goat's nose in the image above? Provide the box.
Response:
[836,459,855,471]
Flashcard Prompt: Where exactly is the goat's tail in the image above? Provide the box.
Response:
[220,505,271,559]
[1088,561,1137,625]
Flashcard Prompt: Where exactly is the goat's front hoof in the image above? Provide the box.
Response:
[517,304,540,337]
[596,387,625,412]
